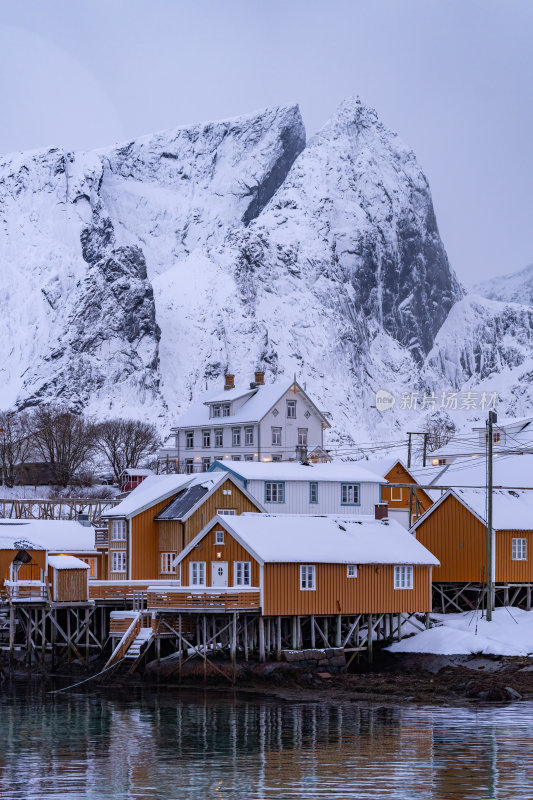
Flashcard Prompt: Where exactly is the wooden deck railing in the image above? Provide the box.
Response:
[146,588,261,610]
[0,498,119,524]
[95,530,109,547]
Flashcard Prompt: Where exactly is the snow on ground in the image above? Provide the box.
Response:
[387,608,533,657]
[0,485,119,500]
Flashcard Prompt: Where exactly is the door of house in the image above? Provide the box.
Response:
[211,562,228,587]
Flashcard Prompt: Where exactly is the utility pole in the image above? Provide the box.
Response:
[407,433,412,468]
[407,432,427,469]
[422,432,429,468]
[486,410,497,622]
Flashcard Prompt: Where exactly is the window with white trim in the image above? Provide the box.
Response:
[212,404,221,418]
[287,400,296,419]
[112,520,126,541]
[160,552,176,574]
[215,530,225,544]
[245,426,254,446]
[190,562,206,586]
[112,551,126,573]
[231,455,241,461]
[347,564,357,578]
[341,483,360,505]
[391,487,403,502]
[300,565,316,590]
[217,509,236,516]
[232,428,241,446]
[512,538,527,561]
[223,403,230,417]
[202,457,210,472]
[185,459,194,474]
[394,565,413,589]
[202,429,211,448]
[214,428,223,447]
[244,454,254,461]
[272,454,282,462]
[265,482,284,503]
[298,428,308,446]
[309,482,318,504]
[271,427,281,446]
[234,561,251,586]
[186,431,194,449]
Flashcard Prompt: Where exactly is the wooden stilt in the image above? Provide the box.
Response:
[335,615,342,648]
[231,613,237,682]
[291,616,298,650]
[258,616,265,663]
[203,615,207,681]
[276,616,282,661]
[397,613,402,642]
[366,615,373,664]
[310,615,315,648]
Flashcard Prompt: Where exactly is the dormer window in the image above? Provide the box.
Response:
[212,404,221,418]
[223,403,230,417]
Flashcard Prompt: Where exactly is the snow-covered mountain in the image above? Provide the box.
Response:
[5,95,531,443]
[474,263,533,306]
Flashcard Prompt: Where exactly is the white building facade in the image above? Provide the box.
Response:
[158,373,331,474]
[208,461,386,516]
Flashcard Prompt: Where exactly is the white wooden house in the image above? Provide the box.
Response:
[208,460,386,516]
[157,372,331,473]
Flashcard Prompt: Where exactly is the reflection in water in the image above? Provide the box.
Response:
[0,683,532,799]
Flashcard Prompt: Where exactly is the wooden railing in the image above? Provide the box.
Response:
[0,498,119,524]
[3,580,48,602]
[146,587,260,610]
[95,530,109,547]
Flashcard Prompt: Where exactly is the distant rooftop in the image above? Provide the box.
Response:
[210,460,386,484]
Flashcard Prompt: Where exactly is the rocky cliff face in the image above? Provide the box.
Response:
[8,97,516,442]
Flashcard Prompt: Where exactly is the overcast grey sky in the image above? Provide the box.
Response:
[1,1,532,286]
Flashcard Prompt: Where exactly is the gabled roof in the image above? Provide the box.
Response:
[411,487,533,533]
[0,520,96,553]
[102,474,194,519]
[175,513,439,567]
[172,379,331,429]
[209,460,385,484]
[154,472,264,521]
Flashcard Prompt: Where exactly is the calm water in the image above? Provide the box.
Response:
[1,685,533,799]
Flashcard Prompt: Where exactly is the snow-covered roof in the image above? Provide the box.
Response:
[177,513,439,566]
[172,379,330,428]
[154,471,256,521]
[430,454,533,490]
[0,520,96,553]
[210,460,386,484]
[471,415,533,432]
[121,468,154,477]
[430,428,533,459]
[103,473,233,519]
[412,488,533,532]
[48,555,90,570]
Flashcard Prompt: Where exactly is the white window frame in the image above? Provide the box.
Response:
[394,565,413,590]
[271,427,281,446]
[112,551,126,573]
[391,487,403,502]
[272,454,282,462]
[309,481,318,504]
[214,428,223,447]
[300,565,316,591]
[185,431,194,449]
[232,427,241,446]
[234,561,251,586]
[212,404,221,418]
[265,481,284,503]
[190,561,206,586]
[202,457,210,471]
[347,564,357,578]
[512,538,527,561]
[244,426,254,446]
[160,552,176,574]
[297,428,308,446]
[112,519,126,541]
[287,400,296,419]
[341,483,360,506]
[231,455,241,461]
[217,510,236,516]
[185,459,194,474]
[244,454,254,461]
[222,403,230,417]
[202,429,211,448]
[215,530,225,544]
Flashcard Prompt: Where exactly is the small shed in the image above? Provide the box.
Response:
[48,556,90,603]
[120,468,154,493]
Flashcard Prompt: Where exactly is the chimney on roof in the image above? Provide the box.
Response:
[254,371,265,386]
[375,503,388,521]
[224,374,235,391]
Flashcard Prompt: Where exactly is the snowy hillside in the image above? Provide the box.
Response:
[7,96,533,443]
[474,263,533,306]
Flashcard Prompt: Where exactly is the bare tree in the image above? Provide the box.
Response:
[31,406,97,487]
[94,418,160,483]
[0,410,32,487]
[423,411,457,453]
